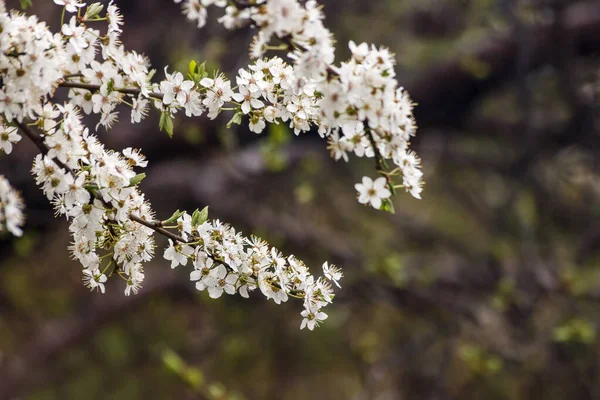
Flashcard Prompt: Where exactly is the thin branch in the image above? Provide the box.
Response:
[14,120,73,174]
[59,81,164,99]
[14,120,47,155]
[366,129,386,174]
[128,213,188,244]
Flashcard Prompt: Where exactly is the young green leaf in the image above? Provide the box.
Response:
[128,173,146,187]
[192,206,208,227]
[163,209,185,225]
[188,60,198,78]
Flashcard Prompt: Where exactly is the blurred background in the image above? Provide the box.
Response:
[1,0,600,399]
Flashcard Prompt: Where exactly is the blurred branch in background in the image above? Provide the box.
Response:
[161,349,245,400]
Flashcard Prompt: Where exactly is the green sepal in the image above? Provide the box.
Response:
[226,111,243,128]
[159,110,174,138]
[381,198,395,214]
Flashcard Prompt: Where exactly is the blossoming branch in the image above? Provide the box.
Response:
[0,0,423,330]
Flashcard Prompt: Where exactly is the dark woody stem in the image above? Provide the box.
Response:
[128,214,188,244]
[58,81,165,100]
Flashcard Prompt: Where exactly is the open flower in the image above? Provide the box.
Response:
[205,264,237,299]
[53,0,85,13]
[300,308,328,331]
[354,176,391,209]
[0,126,21,155]
[82,269,107,294]
[163,239,194,268]
[322,262,343,288]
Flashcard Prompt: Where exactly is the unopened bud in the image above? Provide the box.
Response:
[84,3,104,20]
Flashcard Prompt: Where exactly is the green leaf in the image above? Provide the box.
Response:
[226,111,243,128]
[128,173,146,187]
[188,61,207,83]
[163,209,185,225]
[19,0,32,10]
[159,111,174,138]
[192,206,208,227]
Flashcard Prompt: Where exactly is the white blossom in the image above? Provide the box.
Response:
[0,176,25,237]
[355,176,391,209]
[322,262,343,288]
[53,0,85,13]
[0,125,21,155]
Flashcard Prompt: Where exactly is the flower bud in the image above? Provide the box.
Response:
[84,3,104,20]
[263,106,277,123]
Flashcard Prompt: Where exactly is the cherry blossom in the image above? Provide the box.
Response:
[355,176,392,210]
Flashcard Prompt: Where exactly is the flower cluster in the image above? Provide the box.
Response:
[31,103,155,295]
[173,0,424,208]
[159,69,204,118]
[174,0,334,79]
[228,57,319,134]
[0,9,68,123]
[224,49,423,204]
[63,3,155,129]
[323,42,423,200]
[0,175,25,237]
[164,212,342,330]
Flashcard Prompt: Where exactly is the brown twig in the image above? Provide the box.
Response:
[14,120,73,174]
[128,213,188,244]
[59,81,164,99]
